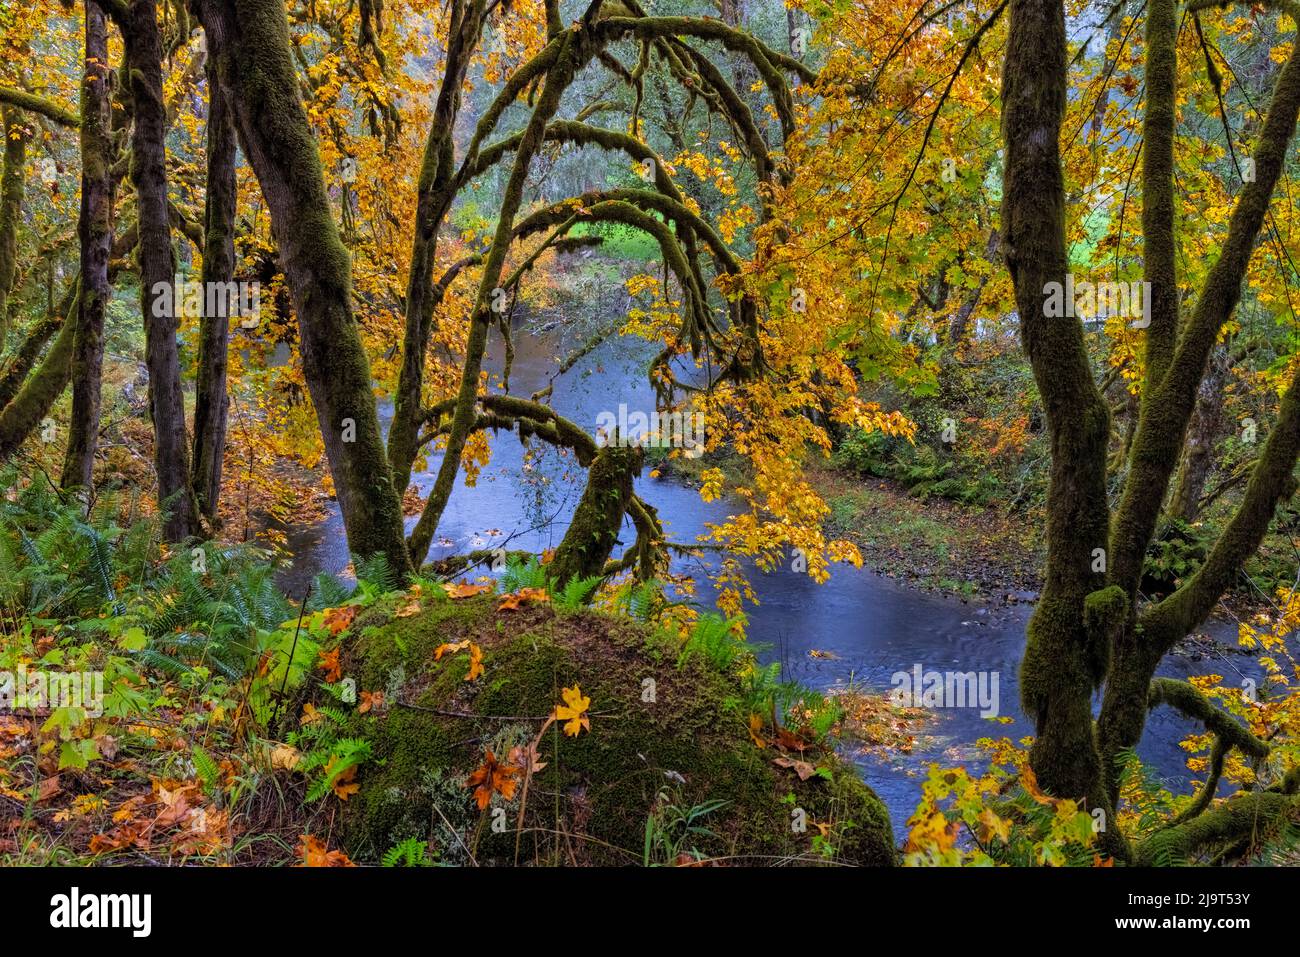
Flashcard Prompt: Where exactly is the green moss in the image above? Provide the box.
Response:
[336,597,895,866]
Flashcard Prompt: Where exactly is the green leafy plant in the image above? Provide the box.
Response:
[642,789,729,866]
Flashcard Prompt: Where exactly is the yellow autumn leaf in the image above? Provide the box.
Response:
[554,684,591,737]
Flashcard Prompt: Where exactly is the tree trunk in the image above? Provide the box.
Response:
[124,0,199,540]
[0,105,28,349]
[195,0,410,571]
[408,30,589,565]
[1001,0,1113,803]
[190,57,236,521]
[387,0,483,495]
[61,1,114,493]
[0,288,78,461]
[1167,345,1229,522]
[547,443,642,588]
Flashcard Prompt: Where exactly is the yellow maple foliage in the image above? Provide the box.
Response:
[554,684,591,738]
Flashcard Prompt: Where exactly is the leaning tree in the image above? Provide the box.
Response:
[1001,0,1300,860]
[194,0,817,584]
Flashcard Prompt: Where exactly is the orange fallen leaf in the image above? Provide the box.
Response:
[747,713,767,749]
[394,599,422,618]
[299,834,356,867]
[775,726,813,752]
[358,690,384,714]
[1021,766,1057,806]
[445,582,490,599]
[322,605,358,636]
[318,647,343,683]
[434,640,483,681]
[498,587,551,611]
[327,760,360,801]
[37,776,60,803]
[434,640,469,660]
[465,748,522,810]
[269,743,302,771]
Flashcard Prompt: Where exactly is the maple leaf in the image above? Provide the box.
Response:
[358,690,384,714]
[318,647,343,683]
[111,795,148,824]
[465,748,522,810]
[747,713,767,748]
[269,743,302,771]
[445,582,491,599]
[775,726,814,752]
[394,599,422,618]
[434,640,469,660]
[326,760,360,801]
[299,834,356,867]
[37,776,61,803]
[1020,766,1058,806]
[434,640,483,681]
[977,807,1011,844]
[321,604,358,636]
[508,741,547,775]
[554,684,591,737]
[498,587,551,611]
[152,781,198,829]
[772,756,816,780]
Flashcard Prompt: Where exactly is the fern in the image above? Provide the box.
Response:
[678,613,745,670]
[352,551,401,594]
[555,574,601,611]
[501,553,547,592]
[191,744,222,793]
[625,579,660,622]
[382,838,434,867]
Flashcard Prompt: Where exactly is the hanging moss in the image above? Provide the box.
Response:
[335,594,895,866]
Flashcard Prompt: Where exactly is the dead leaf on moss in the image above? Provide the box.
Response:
[772,757,816,781]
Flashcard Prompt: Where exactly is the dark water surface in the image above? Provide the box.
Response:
[281,326,1259,841]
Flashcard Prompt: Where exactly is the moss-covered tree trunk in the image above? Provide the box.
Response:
[123,0,199,540]
[61,1,114,493]
[195,0,410,571]
[1096,18,1300,794]
[190,58,236,522]
[408,29,590,565]
[0,104,28,350]
[548,443,643,588]
[1000,0,1113,804]
[0,289,78,461]
[387,0,485,496]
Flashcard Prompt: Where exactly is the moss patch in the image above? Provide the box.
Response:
[335,594,895,866]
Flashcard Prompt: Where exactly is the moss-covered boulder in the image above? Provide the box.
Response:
[335,591,895,866]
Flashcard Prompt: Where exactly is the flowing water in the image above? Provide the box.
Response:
[281,321,1259,841]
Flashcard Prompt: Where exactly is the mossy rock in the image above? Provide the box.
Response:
[333,592,895,866]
